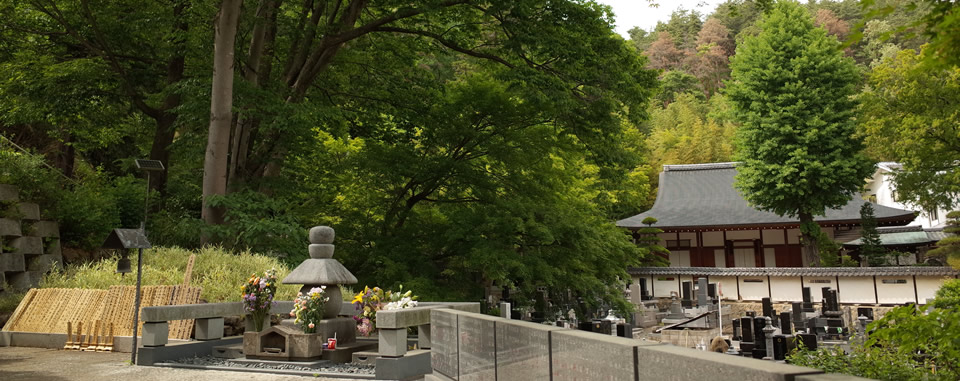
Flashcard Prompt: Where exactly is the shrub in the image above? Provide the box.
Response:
[41,246,300,303]
[0,286,27,315]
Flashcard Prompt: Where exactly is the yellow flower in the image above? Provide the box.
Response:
[351,293,363,304]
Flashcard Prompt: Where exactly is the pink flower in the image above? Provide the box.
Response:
[308,323,315,329]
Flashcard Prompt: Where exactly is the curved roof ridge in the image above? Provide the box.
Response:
[663,162,738,171]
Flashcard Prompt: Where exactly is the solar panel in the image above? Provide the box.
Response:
[135,159,165,171]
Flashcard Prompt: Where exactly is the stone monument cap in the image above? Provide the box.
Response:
[309,226,335,244]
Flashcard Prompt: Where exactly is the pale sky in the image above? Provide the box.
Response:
[597,0,727,38]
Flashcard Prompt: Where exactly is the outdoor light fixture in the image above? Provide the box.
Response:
[102,228,151,364]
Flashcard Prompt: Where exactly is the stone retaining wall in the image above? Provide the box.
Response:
[0,184,61,290]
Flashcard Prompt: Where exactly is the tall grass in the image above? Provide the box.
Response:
[41,246,300,303]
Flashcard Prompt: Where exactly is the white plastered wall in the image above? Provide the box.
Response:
[769,277,802,302]
[738,276,769,301]
[876,276,916,304]
[652,275,680,298]
[916,276,953,304]
[709,276,738,300]
[837,277,876,304]
[802,277,836,301]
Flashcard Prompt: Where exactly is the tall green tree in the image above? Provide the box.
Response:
[928,211,960,267]
[859,202,887,266]
[726,1,873,266]
[859,47,959,213]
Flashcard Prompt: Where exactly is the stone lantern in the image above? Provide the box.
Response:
[282,226,357,318]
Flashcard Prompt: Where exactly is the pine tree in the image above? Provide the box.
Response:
[859,202,888,266]
[637,217,670,266]
[726,1,874,267]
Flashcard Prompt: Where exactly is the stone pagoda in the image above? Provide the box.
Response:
[282,226,359,347]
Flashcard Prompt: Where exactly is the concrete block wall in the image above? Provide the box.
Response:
[1,184,61,291]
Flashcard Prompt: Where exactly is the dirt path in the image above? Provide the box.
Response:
[0,347,369,380]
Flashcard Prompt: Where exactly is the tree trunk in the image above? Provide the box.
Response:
[147,0,189,195]
[202,0,242,230]
[799,213,821,267]
[148,114,177,194]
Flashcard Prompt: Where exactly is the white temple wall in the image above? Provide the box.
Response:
[916,276,951,304]
[769,277,803,302]
[737,277,769,301]
[837,277,876,304]
[875,276,916,304]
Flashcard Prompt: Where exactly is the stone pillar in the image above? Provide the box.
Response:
[141,322,169,347]
[195,317,225,340]
[379,328,407,357]
[629,283,641,305]
[418,324,432,349]
[500,302,511,319]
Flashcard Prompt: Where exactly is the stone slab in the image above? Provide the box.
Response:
[31,221,59,237]
[321,340,376,364]
[0,252,25,272]
[315,316,356,344]
[0,218,21,237]
[638,344,823,381]
[458,313,497,381]
[17,203,40,220]
[425,373,457,381]
[0,331,10,346]
[142,302,248,322]
[496,318,562,380]
[11,237,42,254]
[551,330,648,381]
[377,302,482,329]
[137,336,241,365]
[351,350,379,365]
[0,184,18,201]
[431,308,462,379]
[375,349,431,380]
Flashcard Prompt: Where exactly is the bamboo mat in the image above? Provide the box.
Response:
[2,286,201,340]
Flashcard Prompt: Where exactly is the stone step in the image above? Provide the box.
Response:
[212,344,244,359]
[351,350,378,365]
[31,221,59,238]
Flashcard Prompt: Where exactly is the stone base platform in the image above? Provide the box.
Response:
[228,358,332,369]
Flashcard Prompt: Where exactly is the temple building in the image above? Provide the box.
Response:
[616,163,916,268]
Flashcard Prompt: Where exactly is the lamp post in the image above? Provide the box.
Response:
[102,229,151,364]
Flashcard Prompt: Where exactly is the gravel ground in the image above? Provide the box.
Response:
[173,355,375,374]
[0,347,374,380]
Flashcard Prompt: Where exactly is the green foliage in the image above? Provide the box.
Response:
[203,191,308,265]
[644,93,736,170]
[816,226,857,267]
[859,202,888,266]
[41,246,299,303]
[932,279,960,309]
[789,284,960,380]
[860,48,960,212]
[0,285,26,315]
[727,1,873,264]
[788,342,938,380]
[928,211,960,265]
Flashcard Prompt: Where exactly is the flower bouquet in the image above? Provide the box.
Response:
[290,286,329,334]
[351,286,384,336]
[351,285,418,336]
[241,269,278,331]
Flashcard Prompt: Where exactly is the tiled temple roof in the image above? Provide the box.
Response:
[617,163,916,230]
[627,266,960,277]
